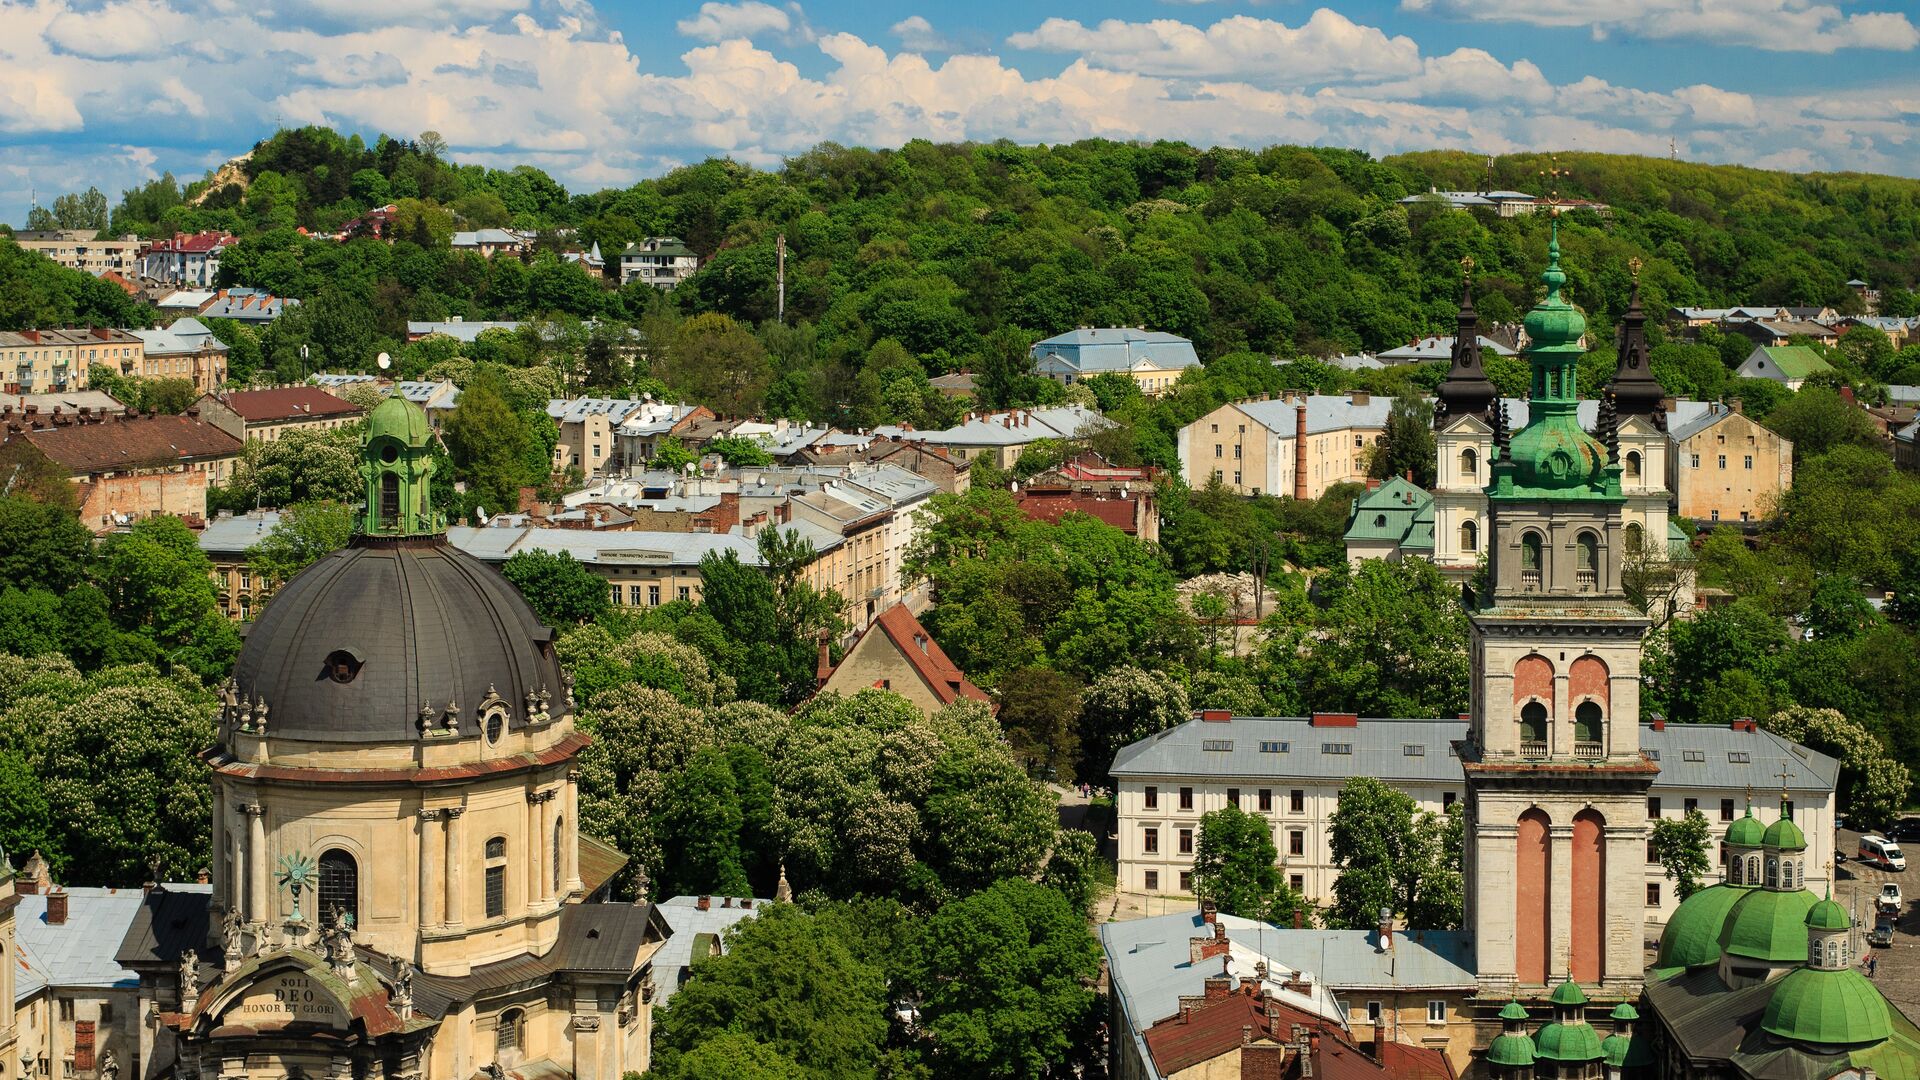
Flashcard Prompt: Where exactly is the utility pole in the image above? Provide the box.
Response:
[776,233,786,322]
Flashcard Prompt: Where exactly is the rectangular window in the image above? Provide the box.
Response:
[1648,797,1661,817]
[678,586,691,602]
[610,583,622,605]
[1179,871,1193,893]
[1442,791,1456,810]
[1684,797,1699,813]
[1233,471,1242,485]
[1233,444,1242,459]
[1289,873,1304,891]
[1648,883,1662,907]
[1648,839,1659,863]
[1202,739,1234,752]
[1721,799,1736,821]
[1744,455,1753,469]
[1728,751,1751,763]
[1259,740,1289,753]
[1145,870,1159,891]
[1179,787,1194,811]
[1690,453,1700,467]
[629,584,643,605]
[1366,1001,1383,1024]
[1178,829,1194,855]
[1226,788,1240,808]
[60,999,74,1022]
[1290,790,1305,814]
[1214,444,1223,458]
[1718,454,1727,469]
[485,865,505,919]
[1403,744,1425,756]
[1258,789,1273,812]
[1427,1000,1447,1024]
[1683,750,1706,763]
[1143,827,1159,854]
[1322,743,1352,755]
[1289,831,1305,857]
[1144,785,1159,810]
[648,584,661,606]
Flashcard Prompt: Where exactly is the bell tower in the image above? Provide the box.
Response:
[358,396,442,537]
[1460,211,1657,1002]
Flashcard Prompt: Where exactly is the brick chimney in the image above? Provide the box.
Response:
[696,895,711,911]
[1203,973,1233,1002]
[1309,712,1358,727]
[1293,402,1309,500]
[1240,1040,1286,1080]
[1200,709,1233,723]
[46,889,69,925]
[1376,908,1394,951]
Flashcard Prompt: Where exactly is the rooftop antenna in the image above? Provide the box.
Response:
[776,233,787,323]
[1482,154,1495,195]
[1669,136,1677,162]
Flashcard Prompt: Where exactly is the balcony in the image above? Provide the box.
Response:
[1519,740,1549,760]
[1520,570,1542,592]
[1574,740,1604,760]
[1575,569,1597,591]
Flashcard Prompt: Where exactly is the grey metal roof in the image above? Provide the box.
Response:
[653,895,765,1005]
[405,320,523,343]
[547,397,648,425]
[231,538,566,743]
[1376,335,1517,362]
[197,510,283,556]
[132,318,230,357]
[1102,910,1348,1045]
[1030,328,1200,375]
[113,883,214,969]
[1110,716,1839,793]
[14,889,147,1001]
[447,525,758,569]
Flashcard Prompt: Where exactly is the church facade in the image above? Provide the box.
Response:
[134,396,668,1080]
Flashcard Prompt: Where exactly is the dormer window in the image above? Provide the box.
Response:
[325,650,363,684]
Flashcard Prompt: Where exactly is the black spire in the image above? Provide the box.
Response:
[1435,257,1499,430]
[1607,259,1667,428]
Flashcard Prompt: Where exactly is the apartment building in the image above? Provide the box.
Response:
[883,404,1108,470]
[619,237,700,289]
[196,386,363,443]
[138,231,234,286]
[129,318,227,392]
[1029,327,1201,396]
[2,404,241,530]
[9,230,142,274]
[1110,713,1837,928]
[1176,392,1391,499]
[0,328,143,393]
[548,397,649,476]
[1667,402,1794,526]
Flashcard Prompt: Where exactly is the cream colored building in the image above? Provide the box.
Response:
[0,328,144,394]
[885,405,1107,471]
[1667,403,1793,526]
[9,231,142,275]
[147,397,671,1080]
[1029,328,1201,397]
[1176,393,1391,499]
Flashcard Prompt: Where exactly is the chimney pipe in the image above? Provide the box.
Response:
[47,890,69,925]
[1293,401,1308,500]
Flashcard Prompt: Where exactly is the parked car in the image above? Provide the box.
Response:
[1870,916,1897,947]
[1890,819,1920,843]
[1860,835,1908,871]
[1881,883,1904,913]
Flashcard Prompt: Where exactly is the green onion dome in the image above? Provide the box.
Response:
[1726,809,1765,848]
[1521,239,1588,352]
[1763,814,1808,852]
[1722,888,1819,963]
[1489,1031,1538,1067]
[1535,981,1605,1063]
[1762,967,1893,1047]
[1609,1003,1656,1068]
[1807,896,1851,932]
[1657,883,1748,970]
[366,394,434,446]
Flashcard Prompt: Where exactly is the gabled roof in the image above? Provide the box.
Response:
[15,889,148,999]
[11,412,243,472]
[1376,335,1517,362]
[653,895,766,1005]
[211,387,363,423]
[862,602,990,706]
[1015,489,1142,534]
[114,883,215,969]
[1744,345,1835,381]
[1029,328,1201,374]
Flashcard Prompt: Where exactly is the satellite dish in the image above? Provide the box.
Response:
[376,352,392,370]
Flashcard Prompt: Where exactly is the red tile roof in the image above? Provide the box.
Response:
[1375,1041,1456,1080]
[1015,489,1141,534]
[870,603,991,706]
[1142,982,1449,1080]
[8,412,242,474]
[212,387,363,423]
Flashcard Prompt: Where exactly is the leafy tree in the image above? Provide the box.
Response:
[1078,667,1190,786]
[656,1032,806,1080]
[1291,558,1470,719]
[1651,807,1714,901]
[650,904,890,1080]
[1763,706,1911,831]
[246,501,353,587]
[995,667,1083,782]
[94,516,239,680]
[501,549,612,626]
[920,742,1056,894]
[0,497,92,591]
[1192,805,1310,925]
[1369,393,1437,487]
[656,746,751,896]
[703,435,775,467]
[442,369,536,515]
[1326,777,1462,930]
[1041,829,1107,917]
[650,436,698,471]
[0,750,54,868]
[662,313,773,416]
[905,879,1100,1080]
[210,427,361,513]
[1765,387,1882,458]
[1803,576,1882,642]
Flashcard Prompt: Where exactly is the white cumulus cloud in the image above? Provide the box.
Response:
[676,1,798,43]
[1406,0,1919,53]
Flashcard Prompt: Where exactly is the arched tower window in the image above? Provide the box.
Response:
[1574,701,1603,748]
[1729,855,1743,885]
[1461,519,1478,553]
[1747,854,1761,884]
[1460,447,1478,481]
[1625,450,1642,480]
[318,849,358,928]
[553,816,564,893]
[1625,522,1644,553]
[379,472,400,530]
[1765,855,1779,889]
[1576,531,1599,590]
[496,1008,524,1056]
[1520,701,1548,748]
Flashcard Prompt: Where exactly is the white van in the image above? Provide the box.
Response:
[1861,835,1908,871]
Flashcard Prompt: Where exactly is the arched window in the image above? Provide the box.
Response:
[1574,701,1602,746]
[1576,532,1599,571]
[1460,447,1478,481]
[318,849,358,928]
[484,705,508,746]
[1625,522,1645,553]
[1374,514,1387,528]
[1625,451,1642,480]
[379,472,400,529]
[1460,520,1478,553]
[1765,855,1779,889]
[495,1008,524,1056]
[1747,854,1761,884]
[553,816,564,893]
[1520,701,1547,747]
[1521,532,1543,571]
[1729,856,1743,885]
[485,837,508,919]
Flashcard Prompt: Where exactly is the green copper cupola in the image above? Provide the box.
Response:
[359,396,443,537]
[1490,218,1622,502]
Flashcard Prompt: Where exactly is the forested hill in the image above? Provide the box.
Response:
[9,129,1920,368]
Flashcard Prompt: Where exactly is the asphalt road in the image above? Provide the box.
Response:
[1836,825,1920,1019]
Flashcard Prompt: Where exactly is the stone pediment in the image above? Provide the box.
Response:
[1439,411,1494,436]
[193,949,407,1037]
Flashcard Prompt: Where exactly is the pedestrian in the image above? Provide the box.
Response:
[1868,953,1878,979]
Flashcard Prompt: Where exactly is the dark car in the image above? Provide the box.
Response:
[1891,819,1920,843]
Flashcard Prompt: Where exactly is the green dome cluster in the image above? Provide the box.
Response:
[1725,809,1765,848]
[1807,897,1851,932]
[1722,888,1819,963]
[1534,981,1604,1064]
[1657,884,1748,970]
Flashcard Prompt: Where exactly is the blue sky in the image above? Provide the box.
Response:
[2,0,1917,225]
